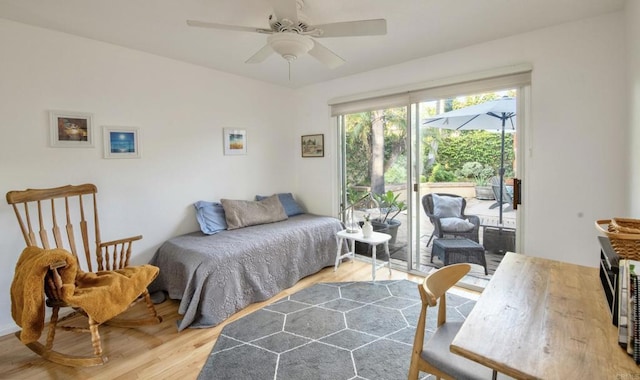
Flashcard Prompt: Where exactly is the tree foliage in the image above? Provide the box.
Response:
[344,90,517,187]
[437,130,514,178]
[345,107,407,194]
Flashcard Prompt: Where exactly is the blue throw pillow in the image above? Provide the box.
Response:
[194,201,227,234]
[255,193,305,216]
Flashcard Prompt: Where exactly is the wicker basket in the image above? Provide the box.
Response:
[611,218,640,234]
[595,219,640,260]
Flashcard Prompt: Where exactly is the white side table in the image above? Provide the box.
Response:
[335,229,392,281]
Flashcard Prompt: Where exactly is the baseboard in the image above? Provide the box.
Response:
[0,323,19,337]
[0,309,75,338]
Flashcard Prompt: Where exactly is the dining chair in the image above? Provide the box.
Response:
[408,263,498,380]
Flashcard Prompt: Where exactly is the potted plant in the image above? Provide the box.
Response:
[459,162,495,200]
[351,192,389,256]
[372,190,407,244]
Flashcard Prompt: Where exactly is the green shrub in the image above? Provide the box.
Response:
[428,164,456,182]
[437,130,514,175]
[384,155,407,184]
[458,162,494,186]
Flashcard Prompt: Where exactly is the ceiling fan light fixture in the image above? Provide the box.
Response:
[187,0,386,70]
[267,33,313,62]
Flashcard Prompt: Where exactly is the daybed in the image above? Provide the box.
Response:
[149,194,344,331]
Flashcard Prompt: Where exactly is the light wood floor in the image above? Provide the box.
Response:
[0,260,458,380]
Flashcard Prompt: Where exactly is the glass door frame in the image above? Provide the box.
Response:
[336,83,529,276]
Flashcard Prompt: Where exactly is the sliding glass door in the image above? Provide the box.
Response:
[411,90,518,278]
[336,74,528,279]
[339,106,410,267]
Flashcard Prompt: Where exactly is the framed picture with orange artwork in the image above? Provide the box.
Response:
[223,128,247,155]
[301,134,324,157]
[49,110,94,148]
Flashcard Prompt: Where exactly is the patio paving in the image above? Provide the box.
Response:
[355,196,516,290]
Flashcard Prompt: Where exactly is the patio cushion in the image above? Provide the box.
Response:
[440,217,475,232]
[432,194,463,218]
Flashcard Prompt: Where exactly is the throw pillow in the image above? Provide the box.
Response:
[194,201,227,235]
[432,194,463,218]
[221,195,288,230]
[255,193,305,216]
[440,217,475,232]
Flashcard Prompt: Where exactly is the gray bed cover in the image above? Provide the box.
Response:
[149,214,344,331]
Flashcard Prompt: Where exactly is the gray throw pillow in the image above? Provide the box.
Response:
[221,195,288,230]
[440,217,475,232]
[432,194,463,218]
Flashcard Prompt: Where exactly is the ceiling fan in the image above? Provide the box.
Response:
[186,0,387,69]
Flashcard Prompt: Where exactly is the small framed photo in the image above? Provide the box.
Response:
[49,110,94,147]
[103,126,141,159]
[223,128,247,155]
[301,134,324,157]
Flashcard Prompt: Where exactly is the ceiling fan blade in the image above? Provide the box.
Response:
[187,20,272,34]
[308,40,345,69]
[312,19,387,38]
[272,0,298,22]
[245,44,274,64]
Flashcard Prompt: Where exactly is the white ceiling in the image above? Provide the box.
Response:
[0,0,626,88]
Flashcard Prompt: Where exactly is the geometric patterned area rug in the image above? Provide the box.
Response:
[198,280,476,380]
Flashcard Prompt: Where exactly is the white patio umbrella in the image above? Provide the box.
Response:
[422,96,516,225]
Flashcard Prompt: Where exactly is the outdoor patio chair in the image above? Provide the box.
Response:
[409,263,498,380]
[422,193,480,247]
[489,176,513,211]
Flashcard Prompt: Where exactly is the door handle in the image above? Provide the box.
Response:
[513,178,522,210]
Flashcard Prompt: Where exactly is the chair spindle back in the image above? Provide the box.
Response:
[6,184,134,272]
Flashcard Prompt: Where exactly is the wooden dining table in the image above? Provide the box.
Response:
[450,251,640,379]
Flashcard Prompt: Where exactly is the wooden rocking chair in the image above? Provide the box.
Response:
[7,184,162,367]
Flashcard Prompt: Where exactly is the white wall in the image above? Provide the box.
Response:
[294,12,629,268]
[0,19,295,335]
[0,10,633,336]
[628,0,640,215]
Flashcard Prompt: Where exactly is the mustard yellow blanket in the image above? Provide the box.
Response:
[11,246,159,344]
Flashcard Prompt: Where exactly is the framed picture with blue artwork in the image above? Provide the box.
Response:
[103,126,141,159]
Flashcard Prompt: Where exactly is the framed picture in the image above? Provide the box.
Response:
[223,128,247,155]
[49,110,94,147]
[301,134,324,157]
[103,126,141,159]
